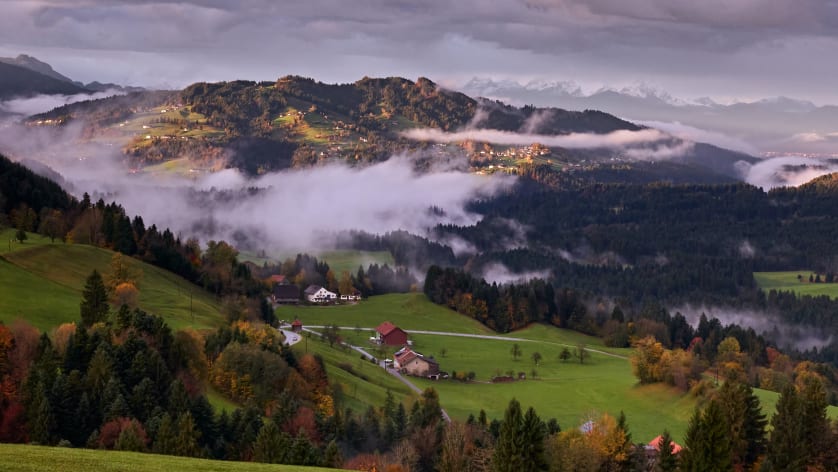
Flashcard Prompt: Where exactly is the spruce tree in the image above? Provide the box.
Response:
[153,413,177,455]
[80,270,109,326]
[520,406,547,472]
[252,421,287,464]
[174,411,201,457]
[323,439,343,468]
[656,429,678,472]
[681,400,732,472]
[739,383,767,466]
[493,398,524,472]
[763,384,805,471]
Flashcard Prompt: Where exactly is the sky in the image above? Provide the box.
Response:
[1,0,838,104]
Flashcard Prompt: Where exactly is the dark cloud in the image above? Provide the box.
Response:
[1,1,836,102]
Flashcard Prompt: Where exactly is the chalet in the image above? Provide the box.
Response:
[393,347,439,377]
[304,285,337,303]
[272,284,300,304]
[375,321,408,346]
[290,319,303,333]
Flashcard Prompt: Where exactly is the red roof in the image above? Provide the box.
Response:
[269,274,287,283]
[394,347,418,364]
[376,321,401,336]
[649,435,682,455]
[291,319,302,327]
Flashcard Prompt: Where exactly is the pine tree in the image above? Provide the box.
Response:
[323,439,343,468]
[763,384,805,471]
[174,411,201,457]
[28,383,54,445]
[80,270,109,326]
[493,398,524,472]
[153,413,177,455]
[656,430,678,472]
[681,400,732,472]
[288,429,319,466]
[739,382,767,466]
[252,421,288,464]
[520,406,547,472]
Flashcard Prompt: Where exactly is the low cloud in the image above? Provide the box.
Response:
[402,127,670,149]
[0,110,515,254]
[480,262,550,285]
[632,119,758,155]
[674,304,834,352]
[738,156,838,189]
[0,90,125,117]
[738,240,756,258]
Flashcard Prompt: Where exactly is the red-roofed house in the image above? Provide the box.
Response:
[375,321,408,346]
[291,319,303,333]
[269,274,287,285]
[648,435,683,455]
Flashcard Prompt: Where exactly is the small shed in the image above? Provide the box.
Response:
[290,319,303,333]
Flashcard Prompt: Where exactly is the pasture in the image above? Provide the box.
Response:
[0,443,343,472]
[754,271,838,298]
[0,239,223,331]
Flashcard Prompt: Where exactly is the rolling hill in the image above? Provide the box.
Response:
[23,75,756,184]
[0,228,224,331]
[0,444,344,472]
[0,62,89,100]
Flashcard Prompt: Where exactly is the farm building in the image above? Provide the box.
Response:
[339,290,363,302]
[290,319,303,333]
[304,285,337,303]
[268,274,287,285]
[272,284,300,304]
[375,321,408,346]
[393,347,439,377]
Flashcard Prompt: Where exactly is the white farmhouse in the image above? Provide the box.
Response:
[304,285,337,303]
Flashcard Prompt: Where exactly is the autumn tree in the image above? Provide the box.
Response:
[338,270,355,296]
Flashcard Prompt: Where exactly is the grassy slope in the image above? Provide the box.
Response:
[239,249,394,276]
[0,233,223,331]
[754,271,838,298]
[277,293,493,334]
[0,444,342,472]
[292,331,417,413]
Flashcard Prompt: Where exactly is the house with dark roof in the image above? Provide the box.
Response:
[304,285,337,303]
[272,284,300,304]
[393,347,439,377]
[375,321,408,346]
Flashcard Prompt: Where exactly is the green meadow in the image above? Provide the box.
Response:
[0,232,223,331]
[0,444,343,472]
[754,270,838,298]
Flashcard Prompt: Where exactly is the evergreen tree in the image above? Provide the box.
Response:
[493,398,524,472]
[252,421,288,464]
[323,439,343,468]
[739,383,767,466]
[681,400,731,472]
[520,406,547,472]
[288,429,320,466]
[174,411,201,457]
[105,393,131,421]
[656,430,678,472]
[763,384,805,471]
[153,413,177,455]
[28,382,54,445]
[115,420,147,452]
[80,270,109,326]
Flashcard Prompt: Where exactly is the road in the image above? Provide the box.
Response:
[304,325,627,360]
[296,326,452,422]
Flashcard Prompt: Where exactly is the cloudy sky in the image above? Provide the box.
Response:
[1,0,837,104]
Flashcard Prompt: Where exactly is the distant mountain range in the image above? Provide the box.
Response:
[0,54,143,100]
[460,78,838,155]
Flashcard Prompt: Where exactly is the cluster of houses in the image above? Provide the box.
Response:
[373,321,441,379]
[268,275,361,305]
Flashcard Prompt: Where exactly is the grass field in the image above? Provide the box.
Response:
[754,271,838,298]
[0,443,343,472]
[0,236,223,331]
[240,249,394,276]
[292,331,418,413]
[277,293,493,335]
